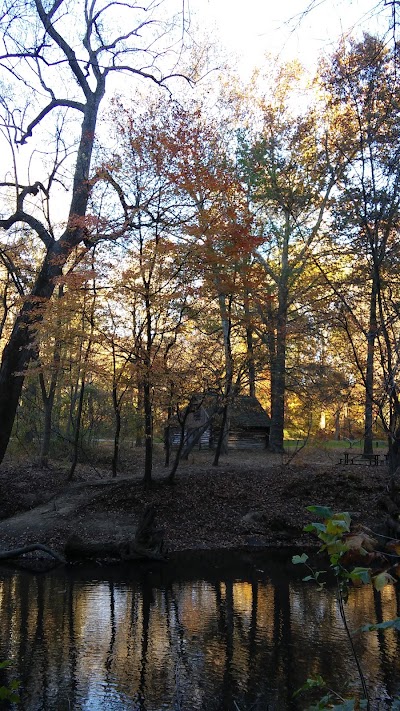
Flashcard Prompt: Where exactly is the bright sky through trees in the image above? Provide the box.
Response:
[190,0,390,74]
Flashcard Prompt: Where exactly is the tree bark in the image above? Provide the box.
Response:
[363,282,377,456]
[69,278,96,480]
[39,287,62,468]
[0,88,104,465]
[244,287,256,397]
[111,402,121,479]
[269,275,288,453]
[142,377,153,486]
[39,376,56,468]
[213,402,230,466]
[168,402,192,483]
[213,290,234,466]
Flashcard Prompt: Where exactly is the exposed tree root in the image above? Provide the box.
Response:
[64,505,166,563]
[0,543,66,564]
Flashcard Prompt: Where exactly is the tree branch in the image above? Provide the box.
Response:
[0,210,53,248]
[17,99,85,144]
[34,0,91,95]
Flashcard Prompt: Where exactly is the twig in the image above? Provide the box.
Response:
[337,582,370,709]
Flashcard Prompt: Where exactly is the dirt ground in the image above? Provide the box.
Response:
[0,446,391,561]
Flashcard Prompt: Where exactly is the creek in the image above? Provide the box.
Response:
[0,550,399,710]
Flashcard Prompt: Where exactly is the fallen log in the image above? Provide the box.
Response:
[0,543,66,564]
[64,505,166,563]
[64,537,165,562]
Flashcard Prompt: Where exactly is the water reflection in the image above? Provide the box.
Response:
[0,552,399,709]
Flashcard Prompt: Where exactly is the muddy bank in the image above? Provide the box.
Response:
[0,450,390,564]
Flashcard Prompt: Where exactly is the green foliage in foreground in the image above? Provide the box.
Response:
[294,675,364,710]
[293,505,400,710]
[0,660,19,703]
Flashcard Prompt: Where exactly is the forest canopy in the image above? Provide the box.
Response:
[1,0,400,480]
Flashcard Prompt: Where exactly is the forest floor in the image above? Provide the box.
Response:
[0,445,392,564]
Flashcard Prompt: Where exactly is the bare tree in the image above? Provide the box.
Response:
[0,0,189,464]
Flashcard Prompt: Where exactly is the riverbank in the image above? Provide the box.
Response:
[0,448,390,563]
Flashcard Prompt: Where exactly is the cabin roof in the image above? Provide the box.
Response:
[167,394,270,430]
[229,395,270,429]
[191,393,270,429]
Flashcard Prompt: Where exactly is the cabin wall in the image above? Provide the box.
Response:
[170,427,211,449]
[228,428,269,450]
[170,426,269,450]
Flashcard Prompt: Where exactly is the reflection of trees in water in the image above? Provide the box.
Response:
[372,584,400,701]
[221,580,235,709]
[138,577,151,711]
[0,569,398,709]
[0,574,79,708]
[66,580,78,710]
[105,581,116,674]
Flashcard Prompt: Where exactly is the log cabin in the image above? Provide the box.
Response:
[168,395,270,451]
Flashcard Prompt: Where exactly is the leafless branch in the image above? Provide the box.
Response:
[0,209,53,248]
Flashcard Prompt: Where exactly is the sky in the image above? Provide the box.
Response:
[189,0,389,76]
[0,0,390,231]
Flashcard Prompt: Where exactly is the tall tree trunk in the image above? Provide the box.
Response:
[39,373,57,468]
[111,340,124,478]
[269,340,286,452]
[213,291,234,466]
[38,285,63,467]
[111,400,121,478]
[213,403,229,466]
[164,400,172,468]
[168,401,195,483]
[244,287,256,397]
[0,89,104,465]
[142,290,153,486]
[69,273,96,481]
[142,377,153,486]
[269,281,288,453]
[135,380,144,447]
[363,282,377,456]
[334,409,341,441]
[69,375,86,481]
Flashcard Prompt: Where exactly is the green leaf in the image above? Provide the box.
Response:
[372,571,395,591]
[348,567,371,585]
[304,522,327,533]
[361,617,400,632]
[0,686,18,701]
[306,505,334,518]
[292,553,309,565]
[293,675,325,696]
[308,696,335,710]
[335,511,351,527]
[326,517,350,535]
[325,541,348,561]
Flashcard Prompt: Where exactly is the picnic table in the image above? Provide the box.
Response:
[339,452,382,466]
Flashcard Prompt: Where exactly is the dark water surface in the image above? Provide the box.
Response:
[0,550,399,710]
